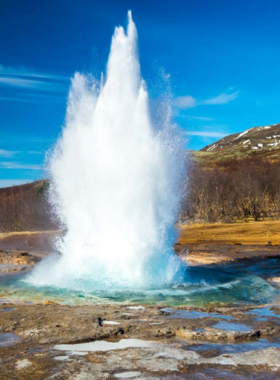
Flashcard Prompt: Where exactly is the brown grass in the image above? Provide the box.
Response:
[0,230,61,239]
[179,220,280,245]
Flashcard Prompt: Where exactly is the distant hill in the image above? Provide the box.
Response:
[193,123,280,163]
[0,180,57,232]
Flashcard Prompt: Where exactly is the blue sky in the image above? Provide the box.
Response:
[0,0,280,187]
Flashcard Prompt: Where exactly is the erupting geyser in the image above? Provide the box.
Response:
[30,12,186,290]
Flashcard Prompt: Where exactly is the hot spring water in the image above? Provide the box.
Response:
[29,11,186,291]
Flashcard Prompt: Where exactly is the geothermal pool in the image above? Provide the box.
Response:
[0,258,278,306]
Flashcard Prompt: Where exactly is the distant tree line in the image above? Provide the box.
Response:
[2,158,280,232]
[181,158,280,223]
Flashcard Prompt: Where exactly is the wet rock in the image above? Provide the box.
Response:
[0,249,40,273]
[2,303,280,379]
[114,371,142,378]
[177,327,261,341]
[154,328,176,338]
[205,347,280,369]
[16,359,32,370]
[259,326,280,336]
[120,314,132,320]
[97,317,103,326]
[43,301,58,305]
[268,277,280,284]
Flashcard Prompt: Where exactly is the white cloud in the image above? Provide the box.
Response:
[0,94,65,104]
[0,76,67,92]
[185,131,226,138]
[0,96,42,104]
[0,149,19,157]
[25,136,53,143]
[0,162,42,170]
[0,179,33,188]
[0,64,69,103]
[173,96,196,109]
[28,151,44,155]
[173,89,239,109]
[182,115,216,121]
[0,64,68,81]
[201,91,239,105]
[0,76,46,89]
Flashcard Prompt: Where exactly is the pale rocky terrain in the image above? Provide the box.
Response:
[1,303,280,379]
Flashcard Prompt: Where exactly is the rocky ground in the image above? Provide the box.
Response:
[0,230,59,274]
[0,249,40,273]
[1,302,280,379]
[1,228,280,379]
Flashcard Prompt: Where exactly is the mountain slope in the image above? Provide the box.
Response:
[199,123,280,162]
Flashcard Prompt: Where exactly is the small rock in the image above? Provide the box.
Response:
[16,359,32,370]
[43,301,58,305]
